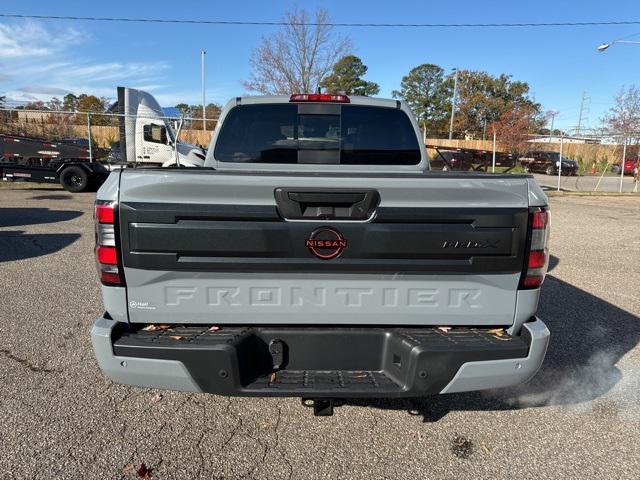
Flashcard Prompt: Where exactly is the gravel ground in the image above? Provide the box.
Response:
[0,183,638,480]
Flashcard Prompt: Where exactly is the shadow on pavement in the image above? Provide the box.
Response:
[30,194,75,201]
[3,184,64,191]
[344,255,640,420]
[0,207,83,227]
[0,231,81,262]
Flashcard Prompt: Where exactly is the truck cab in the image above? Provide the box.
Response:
[116,87,205,167]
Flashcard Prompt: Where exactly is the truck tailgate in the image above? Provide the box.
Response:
[118,170,530,326]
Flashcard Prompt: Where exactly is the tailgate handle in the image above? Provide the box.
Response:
[274,188,380,221]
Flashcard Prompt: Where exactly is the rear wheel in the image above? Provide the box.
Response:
[59,166,89,192]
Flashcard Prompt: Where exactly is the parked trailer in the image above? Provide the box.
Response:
[1,160,111,192]
[0,133,111,192]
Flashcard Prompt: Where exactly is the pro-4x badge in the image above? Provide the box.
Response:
[305,227,347,260]
[442,240,500,249]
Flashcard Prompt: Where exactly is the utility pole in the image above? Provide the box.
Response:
[547,111,558,142]
[448,68,459,140]
[575,91,589,135]
[87,113,93,163]
[557,132,564,192]
[620,136,627,193]
[492,129,496,173]
[201,50,206,132]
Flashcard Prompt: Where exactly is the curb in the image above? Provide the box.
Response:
[546,191,640,197]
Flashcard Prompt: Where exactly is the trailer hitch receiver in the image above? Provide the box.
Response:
[302,398,336,416]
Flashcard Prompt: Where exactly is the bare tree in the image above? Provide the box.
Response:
[605,85,640,138]
[244,8,351,95]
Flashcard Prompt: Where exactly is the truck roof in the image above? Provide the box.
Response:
[224,95,404,110]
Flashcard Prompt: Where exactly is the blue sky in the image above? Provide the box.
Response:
[1,0,639,129]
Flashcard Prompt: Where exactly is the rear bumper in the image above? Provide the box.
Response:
[91,316,549,397]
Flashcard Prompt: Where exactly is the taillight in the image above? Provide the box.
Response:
[289,93,350,103]
[94,200,124,286]
[95,204,115,223]
[521,208,550,289]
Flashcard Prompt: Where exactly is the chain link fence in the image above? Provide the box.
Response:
[424,128,640,193]
[1,108,638,192]
[0,108,217,167]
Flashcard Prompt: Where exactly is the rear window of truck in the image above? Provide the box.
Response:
[213,104,420,165]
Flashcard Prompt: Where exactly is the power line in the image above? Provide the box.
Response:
[2,13,640,28]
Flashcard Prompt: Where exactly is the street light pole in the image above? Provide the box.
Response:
[597,40,640,52]
[448,68,459,140]
[201,50,206,132]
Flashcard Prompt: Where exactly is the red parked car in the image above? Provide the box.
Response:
[612,157,640,175]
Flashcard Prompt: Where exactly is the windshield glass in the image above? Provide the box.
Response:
[213,104,420,165]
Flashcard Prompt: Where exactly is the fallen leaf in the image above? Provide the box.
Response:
[487,328,511,341]
[481,442,492,454]
[207,325,220,332]
[123,462,153,479]
[142,324,172,332]
[169,335,185,341]
[487,328,506,337]
[437,326,452,333]
[136,463,152,480]
[150,393,163,403]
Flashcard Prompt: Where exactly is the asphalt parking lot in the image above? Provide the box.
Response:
[0,183,638,480]
[531,172,637,192]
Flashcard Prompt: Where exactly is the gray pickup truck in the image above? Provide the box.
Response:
[91,93,550,415]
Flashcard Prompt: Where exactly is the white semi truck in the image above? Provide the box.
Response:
[116,86,206,168]
[0,87,205,192]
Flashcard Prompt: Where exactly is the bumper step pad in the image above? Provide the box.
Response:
[251,370,401,393]
[113,325,530,397]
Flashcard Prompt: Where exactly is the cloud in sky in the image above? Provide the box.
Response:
[68,62,170,83]
[18,85,71,95]
[0,20,172,105]
[0,21,82,58]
